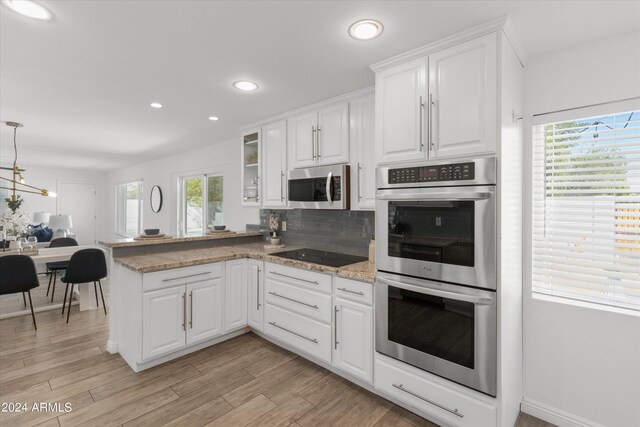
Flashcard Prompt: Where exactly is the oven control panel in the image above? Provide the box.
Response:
[388,162,475,184]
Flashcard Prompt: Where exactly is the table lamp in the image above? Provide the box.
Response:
[49,214,73,240]
[32,212,51,226]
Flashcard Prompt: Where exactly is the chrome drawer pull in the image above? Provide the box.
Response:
[268,292,318,309]
[268,271,319,285]
[162,272,211,282]
[337,287,365,296]
[392,383,463,418]
[268,321,318,343]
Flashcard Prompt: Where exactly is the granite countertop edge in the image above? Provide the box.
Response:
[113,244,375,283]
[99,231,264,248]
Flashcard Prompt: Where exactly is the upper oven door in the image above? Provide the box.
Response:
[376,185,496,289]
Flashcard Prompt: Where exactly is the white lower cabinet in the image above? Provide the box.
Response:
[225,259,248,332]
[247,259,264,331]
[375,355,497,427]
[142,277,223,360]
[332,296,373,383]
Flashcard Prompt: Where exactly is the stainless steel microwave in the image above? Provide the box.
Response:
[288,165,350,210]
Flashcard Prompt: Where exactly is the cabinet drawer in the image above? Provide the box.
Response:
[265,278,331,324]
[334,277,373,305]
[375,356,496,427]
[143,263,223,292]
[264,304,331,364]
[264,262,331,294]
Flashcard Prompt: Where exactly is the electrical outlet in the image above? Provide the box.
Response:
[282,221,287,231]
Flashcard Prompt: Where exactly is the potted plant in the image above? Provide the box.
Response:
[269,211,280,245]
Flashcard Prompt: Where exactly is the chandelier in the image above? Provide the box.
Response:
[0,121,56,201]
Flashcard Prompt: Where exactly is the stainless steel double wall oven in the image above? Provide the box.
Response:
[375,157,498,396]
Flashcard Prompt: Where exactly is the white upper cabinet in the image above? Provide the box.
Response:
[429,33,497,159]
[375,58,427,164]
[241,129,261,206]
[289,102,349,169]
[350,94,376,210]
[317,102,350,165]
[261,120,288,208]
[289,110,318,168]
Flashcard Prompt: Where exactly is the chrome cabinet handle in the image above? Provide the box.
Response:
[268,321,318,343]
[419,96,425,151]
[429,94,435,151]
[268,271,319,285]
[162,271,211,282]
[316,125,321,158]
[326,172,333,205]
[311,126,316,160]
[337,287,365,296]
[268,291,318,309]
[356,162,362,201]
[392,383,463,418]
[280,171,285,201]
[256,268,261,310]
[334,306,339,350]
[189,291,193,329]
[182,293,186,331]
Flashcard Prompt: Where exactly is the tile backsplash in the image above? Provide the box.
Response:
[259,209,375,257]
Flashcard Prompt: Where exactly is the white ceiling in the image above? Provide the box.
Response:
[1,0,639,171]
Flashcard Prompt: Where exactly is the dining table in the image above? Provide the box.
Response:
[0,244,107,312]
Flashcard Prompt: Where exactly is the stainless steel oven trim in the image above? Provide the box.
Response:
[375,272,497,396]
[376,156,497,189]
[288,164,350,209]
[376,185,497,289]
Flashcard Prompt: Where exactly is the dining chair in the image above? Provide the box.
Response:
[61,248,107,323]
[46,237,78,302]
[0,255,39,329]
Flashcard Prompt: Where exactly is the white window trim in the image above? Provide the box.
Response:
[525,97,640,316]
[115,179,143,238]
[176,170,224,236]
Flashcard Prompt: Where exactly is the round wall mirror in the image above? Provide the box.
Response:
[150,186,163,213]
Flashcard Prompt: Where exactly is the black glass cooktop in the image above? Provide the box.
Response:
[271,248,368,268]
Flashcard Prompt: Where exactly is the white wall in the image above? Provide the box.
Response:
[107,137,259,239]
[0,165,108,242]
[523,31,640,427]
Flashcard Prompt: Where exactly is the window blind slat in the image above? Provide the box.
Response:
[532,109,640,311]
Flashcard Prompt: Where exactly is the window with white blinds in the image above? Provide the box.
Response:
[532,109,640,311]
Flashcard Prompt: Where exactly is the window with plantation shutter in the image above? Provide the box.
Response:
[532,108,640,311]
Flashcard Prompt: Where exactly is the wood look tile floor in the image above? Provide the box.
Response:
[0,307,555,427]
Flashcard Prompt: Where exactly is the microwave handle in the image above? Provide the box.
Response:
[376,275,495,305]
[326,172,333,205]
[377,190,493,201]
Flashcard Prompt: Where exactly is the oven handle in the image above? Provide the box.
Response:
[377,190,493,201]
[326,172,333,205]
[376,275,495,305]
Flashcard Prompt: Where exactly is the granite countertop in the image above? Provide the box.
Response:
[113,242,376,283]
[99,231,263,248]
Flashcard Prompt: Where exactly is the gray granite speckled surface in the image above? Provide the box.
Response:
[113,242,375,283]
[99,231,263,248]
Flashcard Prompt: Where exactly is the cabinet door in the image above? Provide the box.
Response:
[241,129,261,206]
[288,110,318,168]
[261,120,288,208]
[350,94,376,210]
[375,58,427,164]
[142,286,186,360]
[186,278,223,345]
[428,33,497,159]
[224,259,248,332]
[333,297,373,383]
[317,102,349,165]
[247,259,264,331]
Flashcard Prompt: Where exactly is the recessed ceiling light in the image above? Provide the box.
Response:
[1,0,52,21]
[150,102,163,109]
[349,19,383,40]
[208,116,219,121]
[233,81,259,91]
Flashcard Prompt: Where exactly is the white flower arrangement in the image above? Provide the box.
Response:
[269,212,279,237]
[1,209,30,239]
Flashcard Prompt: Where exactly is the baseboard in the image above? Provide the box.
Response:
[521,398,607,427]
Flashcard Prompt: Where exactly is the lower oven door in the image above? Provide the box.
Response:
[375,272,497,396]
